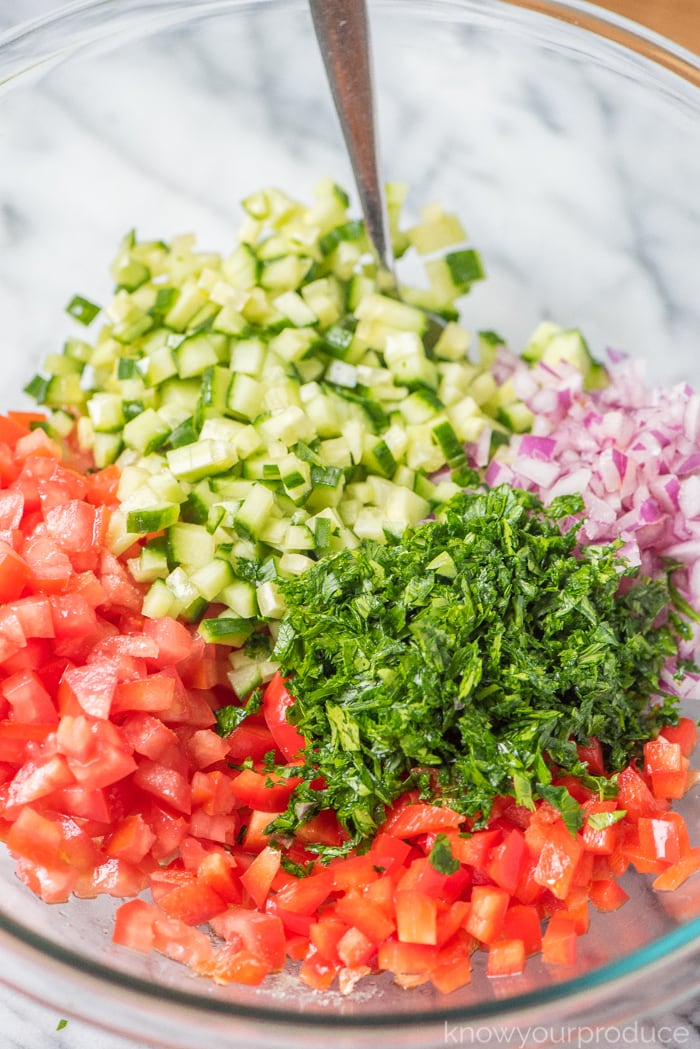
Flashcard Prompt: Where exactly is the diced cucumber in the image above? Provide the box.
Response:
[36,178,526,635]
[219,579,258,620]
[172,333,227,379]
[406,203,466,255]
[123,409,171,454]
[167,522,215,569]
[227,373,263,421]
[432,418,467,468]
[126,503,180,535]
[526,324,607,391]
[234,484,277,540]
[166,440,238,481]
[190,558,234,601]
[355,292,427,335]
[497,401,535,433]
[142,578,177,618]
[199,616,255,646]
[256,580,285,619]
[128,541,169,583]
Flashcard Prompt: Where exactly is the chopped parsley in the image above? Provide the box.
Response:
[271,486,682,848]
[429,833,461,874]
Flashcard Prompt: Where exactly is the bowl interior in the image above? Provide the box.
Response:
[1,1,700,1045]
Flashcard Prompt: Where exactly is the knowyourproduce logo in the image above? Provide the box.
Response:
[443,1021,691,1048]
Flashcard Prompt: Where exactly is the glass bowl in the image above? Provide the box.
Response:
[1,1,700,1046]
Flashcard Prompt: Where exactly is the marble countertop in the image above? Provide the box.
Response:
[1,2,700,1047]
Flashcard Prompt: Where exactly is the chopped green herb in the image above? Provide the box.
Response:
[587,809,627,831]
[280,855,315,878]
[429,833,460,874]
[214,703,248,738]
[272,486,682,848]
[56,1018,69,1031]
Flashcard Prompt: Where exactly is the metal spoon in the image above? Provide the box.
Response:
[308,0,399,296]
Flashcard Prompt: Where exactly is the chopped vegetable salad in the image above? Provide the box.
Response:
[0,182,697,995]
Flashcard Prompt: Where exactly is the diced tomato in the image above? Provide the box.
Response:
[329,854,382,894]
[240,845,281,909]
[106,813,157,863]
[382,802,464,838]
[502,903,542,955]
[299,946,340,991]
[241,809,276,852]
[61,662,118,720]
[111,674,176,716]
[142,617,198,667]
[575,738,606,776]
[431,948,472,993]
[0,720,54,763]
[435,900,470,948]
[487,937,526,977]
[226,716,278,763]
[541,912,577,966]
[0,541,30,602]
[4,754,74,810]
[158,878,226,926]
[638,813,689,864]
[395,889,437,946]
[273,868,335,915]
[660,718,698,758]
[151,912,214,970]
[295,808,345,848]
[44,500,106,572]
[649,768,691,800]
[652,847,700,892]
[336,925,375,967]
[14,855,78,903]
[7,806,77,871]
[617,763,666,820]
[47,783,112,823]
[377,938,438,975]
[588,879,629,912]
[310,916,349,962]
[333,890,396,944]
[581,800,621,856]
[183,728,230,770]
[133,759,192,815]
[533,820,583,900]
[262,673,305,760]
[465,885,509,944]
[57,715,137,789]
[13,595,55,639]
[209,909,286,971]
[230,768,299,813]
[90,859,150,901]
[210,943,269,986]
[50,593,99,640]
[113,898,159,953]
[197,851,242,905]
[15,428,62,461]
[85,464,121,507]
[367,831,413,870]
[645,736,684,775]
[451,827,502,869]
[486,827,527,895]
[1,669,58,724]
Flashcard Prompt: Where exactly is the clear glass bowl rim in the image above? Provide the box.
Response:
[1,0,700,1037]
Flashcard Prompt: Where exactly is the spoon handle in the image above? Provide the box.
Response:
[309,0,397,292]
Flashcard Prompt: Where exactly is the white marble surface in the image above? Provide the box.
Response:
[1,1,700,1047]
